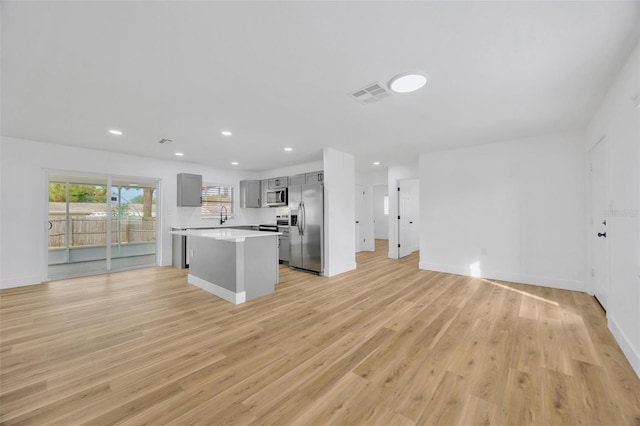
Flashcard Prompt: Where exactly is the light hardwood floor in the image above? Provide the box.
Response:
[1,240,639,425]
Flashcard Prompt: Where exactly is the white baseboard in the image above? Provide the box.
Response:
[324,261,357,277]
[188,274,246,304]
[608,315,640,379]
[418,262,585,292]
[1,275,42,290]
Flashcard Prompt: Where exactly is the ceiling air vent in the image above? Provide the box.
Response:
[348,81,391,105]
[158,138,173,144]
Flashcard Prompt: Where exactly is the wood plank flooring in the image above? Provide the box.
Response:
[1,239,640,425]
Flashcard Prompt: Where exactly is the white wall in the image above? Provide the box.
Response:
[419,130,587,291]
[586,40,640,377]
[0,137,264,288]
[323,147,356,276]
[387,162,418,258]
[373,185,388,239]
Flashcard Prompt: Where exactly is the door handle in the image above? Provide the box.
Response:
[597,232,606,238]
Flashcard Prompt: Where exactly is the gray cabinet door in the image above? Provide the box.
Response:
[177,173,202,206]
[268,176,289,189]
[240,180,261,208]
[289,173,306,186]
[305,171,324,185]
[260,179,269,207]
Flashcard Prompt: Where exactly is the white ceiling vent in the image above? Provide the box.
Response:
[158,138,173,144]
[348,81,391,105]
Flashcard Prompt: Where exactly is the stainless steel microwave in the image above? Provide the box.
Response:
[266,189,287,206]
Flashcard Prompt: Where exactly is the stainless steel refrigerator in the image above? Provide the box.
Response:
[289,183,323,274]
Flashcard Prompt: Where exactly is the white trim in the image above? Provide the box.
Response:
[609,314,640,379]
[1,275,42,289]
[419,261,585,292]
[324,261,357,277]
[188,274,246,304]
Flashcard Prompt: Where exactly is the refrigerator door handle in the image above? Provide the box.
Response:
[301,201,306,236]
[298,202,303,235]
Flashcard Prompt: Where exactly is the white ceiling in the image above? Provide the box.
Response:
[2,1,639,172]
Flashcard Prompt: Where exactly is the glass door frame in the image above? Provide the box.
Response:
[44,169,161,281]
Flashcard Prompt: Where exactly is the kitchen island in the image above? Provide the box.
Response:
[172,229,280,304]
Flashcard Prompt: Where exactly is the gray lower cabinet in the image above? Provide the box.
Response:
[240,180,261,208]
[177,173,202,207]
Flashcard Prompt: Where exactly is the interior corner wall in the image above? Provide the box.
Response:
[323,147,356,276]
[387,162,418,258]
[0,137,263,289]
[586,39,640,377]
[418,130,587,292]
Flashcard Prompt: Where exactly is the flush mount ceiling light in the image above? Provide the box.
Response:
[388,73,427,93]
[284,147,293,152]
[221,130,232,136]
[108,129,123,135]
[175,152,184,157]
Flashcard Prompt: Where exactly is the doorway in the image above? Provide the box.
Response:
[47,173,159,280]
[398,178,419,258]
[355,185,366,253]
[589,138,609,310]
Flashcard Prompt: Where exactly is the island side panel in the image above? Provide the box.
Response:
[244,235,279,300]
[188,237,238,296]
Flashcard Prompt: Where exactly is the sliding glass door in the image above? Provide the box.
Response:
[110,179,157,271]
[47,173,158,280]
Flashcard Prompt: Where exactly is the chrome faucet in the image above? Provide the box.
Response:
[220,205,228,225]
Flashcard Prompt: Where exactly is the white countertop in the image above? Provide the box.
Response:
[171,228,281,242]
[171,224,261,230]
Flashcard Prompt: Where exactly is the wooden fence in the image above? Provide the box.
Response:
[48,216,156,248]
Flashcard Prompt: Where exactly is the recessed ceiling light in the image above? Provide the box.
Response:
[221,130,232,136]
[389,73,427,93]
[284,147,293,152]
[175,152,184,157]
[373,161,380,165]
[108,129,123,135]
[129,183,139,187]
[231,161,239,166]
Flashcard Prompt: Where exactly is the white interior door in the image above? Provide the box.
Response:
[589,138,609,310]
[398,179,419,258]
[373,185,389,239]
[355,185,366,253]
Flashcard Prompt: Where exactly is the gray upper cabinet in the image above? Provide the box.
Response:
[289,173,306,186]
[240,180,261,208]
[177,173,202,207]
[306,171,324,185]
[268,176,289,189]
[260,179,269,207]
